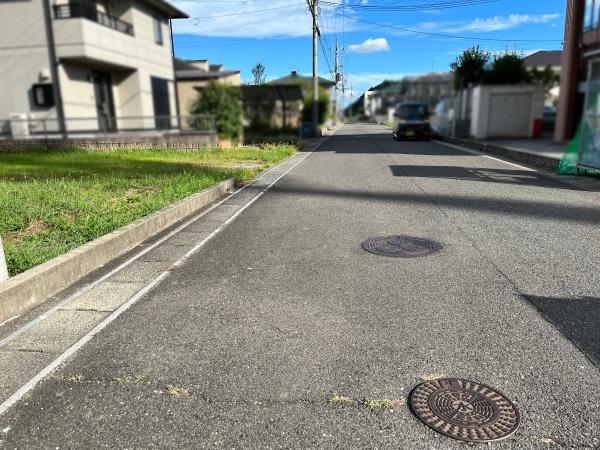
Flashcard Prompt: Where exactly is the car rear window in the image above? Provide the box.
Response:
[397,104,428,120]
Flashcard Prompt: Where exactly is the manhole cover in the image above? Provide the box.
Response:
[410,378,520,443]
[362,235,442,258]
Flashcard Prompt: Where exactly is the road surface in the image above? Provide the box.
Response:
[0,123,599,448]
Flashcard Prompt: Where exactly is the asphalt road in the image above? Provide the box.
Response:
[1,123,600,449]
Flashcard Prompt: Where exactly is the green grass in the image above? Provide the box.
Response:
[0,145,295,276]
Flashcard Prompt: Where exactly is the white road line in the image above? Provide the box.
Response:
[0,146,318,349]
[0,141,321,417]
[481,155,534,171]
[435,140,536,171]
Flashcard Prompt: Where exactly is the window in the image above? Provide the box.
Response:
[32,84,55,108]
[154,17,164,45]
[585,0,600,31]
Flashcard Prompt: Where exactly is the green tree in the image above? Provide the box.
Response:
[485,51,530,85]
[530,65,560,94]
[301,86,331,125]
[190,81,243,142]
[450,45,490,90]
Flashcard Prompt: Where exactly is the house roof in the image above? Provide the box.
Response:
[144,0,189,19]
[376,83,405,95]
[174,58,240,81]
[241,84,304,102]
[269,71,335,88]
[524,51,562,68]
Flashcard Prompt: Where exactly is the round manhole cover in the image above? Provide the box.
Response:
[410,378,520,443]
[362,235,442,258]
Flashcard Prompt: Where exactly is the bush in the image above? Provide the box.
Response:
[450,45,489,90]
[301,86,331,126]
[190,81,243,142]
[485,52,530,85]
[451,47,532,88]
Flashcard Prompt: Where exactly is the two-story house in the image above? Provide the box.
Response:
[174,59,241,117]
[0,0,188,137]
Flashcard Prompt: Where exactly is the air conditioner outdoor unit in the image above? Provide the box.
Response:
[9,113,30,138]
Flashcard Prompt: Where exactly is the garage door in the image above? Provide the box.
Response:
[488,93,531,138]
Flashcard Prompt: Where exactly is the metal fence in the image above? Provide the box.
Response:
[53,3,134,35]
[0,115,216,139]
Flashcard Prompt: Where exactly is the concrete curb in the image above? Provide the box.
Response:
[439,136,559,171]
[0,179,234,323]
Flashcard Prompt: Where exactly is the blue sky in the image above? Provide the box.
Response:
[170,0,566,105]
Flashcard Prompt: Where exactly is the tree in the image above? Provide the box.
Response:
[301,86,331,125]
[251,62,267,85]
[190,81,243,142]
[485,51,530,85]
[530,65,560,94]
[450,45,489,90]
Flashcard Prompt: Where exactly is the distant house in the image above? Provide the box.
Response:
[365,73,453,123]
[269,71,335,89]
[524,51,562,73]
[0,0,189,137]
[525,51,562,108]
[242,71,335,130]
[174,59,241,116]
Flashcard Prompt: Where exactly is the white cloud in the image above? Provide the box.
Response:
[348,38,390,54]
[169,0,344,38]
[450,13,560,32]
[420,13,561,34]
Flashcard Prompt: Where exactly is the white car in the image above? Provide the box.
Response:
[431,99,455,137]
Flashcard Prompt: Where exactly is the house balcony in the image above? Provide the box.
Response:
[52,2,138,71]
[53,3,134,35]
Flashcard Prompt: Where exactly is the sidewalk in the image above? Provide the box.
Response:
[440,135,567,171]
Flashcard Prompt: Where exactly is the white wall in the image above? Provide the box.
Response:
[470,85,545,139]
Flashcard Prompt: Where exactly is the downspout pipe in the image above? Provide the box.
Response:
[42,0,66,137]
[170,19,182,130]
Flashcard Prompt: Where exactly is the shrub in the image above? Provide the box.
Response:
[301,86,331,126]
[485,52,530,85]
[190,81,243,142]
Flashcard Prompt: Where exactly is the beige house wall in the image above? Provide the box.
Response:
[177,73,241,116]
[0,0,180,130]
[0,0,56,121]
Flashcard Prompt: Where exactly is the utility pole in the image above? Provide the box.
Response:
[334,38,339,126]
[307,0,319,136]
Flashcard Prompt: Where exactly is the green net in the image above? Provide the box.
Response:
[557,124,581,175]
[559,76,600,176]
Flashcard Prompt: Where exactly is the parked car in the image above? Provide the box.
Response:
[431,98,455,137]
[393,102,431,140]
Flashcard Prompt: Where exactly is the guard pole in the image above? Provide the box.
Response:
[0,237,9,282]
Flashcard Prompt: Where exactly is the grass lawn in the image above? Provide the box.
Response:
[0,145,295,276]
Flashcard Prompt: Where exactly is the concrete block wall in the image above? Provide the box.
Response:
[0,133,218,152]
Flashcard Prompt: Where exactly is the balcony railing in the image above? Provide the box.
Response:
[53,3,134,36]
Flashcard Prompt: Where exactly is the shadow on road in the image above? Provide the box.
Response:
[525,295,600,368]
[269,184,600,225]
[389,165,581,190]
[321,135,471,155]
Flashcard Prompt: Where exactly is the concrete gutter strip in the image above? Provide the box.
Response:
[440,136,559,171]
[0,178,234,323]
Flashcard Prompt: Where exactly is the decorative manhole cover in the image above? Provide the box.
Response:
[362,235,442,258]
[410,378,521,443]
